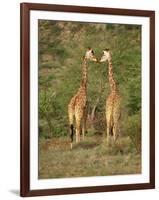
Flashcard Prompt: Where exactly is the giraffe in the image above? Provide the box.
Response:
[99,49,121,144]
[68,48,97,149]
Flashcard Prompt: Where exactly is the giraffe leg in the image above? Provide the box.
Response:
[76,119,81,143]
[106,124,110,145]
[82,118,87,141]
[68,107,74,149]
[75,111,83,143]
[113,124,117,142]
[113,123,120,142]
[106,96,113,146]
[113,109,121,142]
[68,112,74,138]
[112,112,120,142]
[75,104,84,143]
[112,96,121,143]
[82,121,85,141]
[75,125,78,143]
[106,111,112,145]
[82,106,87,141]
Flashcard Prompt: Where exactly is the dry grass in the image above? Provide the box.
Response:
[39,135,141,179]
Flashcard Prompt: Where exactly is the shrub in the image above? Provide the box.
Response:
[124,112,141,153]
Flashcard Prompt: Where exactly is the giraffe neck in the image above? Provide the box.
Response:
[80,58,88,90]
[108,61,117,92]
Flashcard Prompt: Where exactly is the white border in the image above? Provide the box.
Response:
[30,10,150,190]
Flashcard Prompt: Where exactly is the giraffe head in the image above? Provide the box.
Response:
[84,47,97,62]
[99,48,112,63]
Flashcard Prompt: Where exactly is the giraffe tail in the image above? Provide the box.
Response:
[70,124,74,149]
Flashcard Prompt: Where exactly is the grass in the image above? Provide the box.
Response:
[38,135,141,179]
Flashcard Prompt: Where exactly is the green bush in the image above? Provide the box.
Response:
[124,112,141,153]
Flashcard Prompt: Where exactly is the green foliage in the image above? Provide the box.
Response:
[127,84,141,114]
[39,88,68,138]
[39,89,56,138]
[124,112,141,152]
[38,20,141,140]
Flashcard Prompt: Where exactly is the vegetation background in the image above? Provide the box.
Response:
[38,20,141,179]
